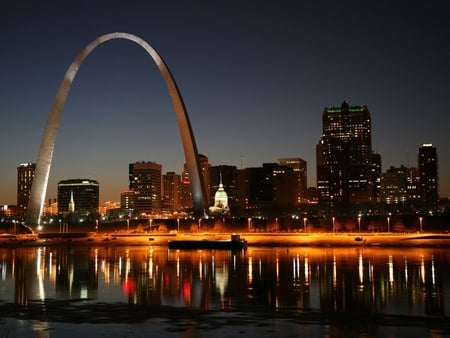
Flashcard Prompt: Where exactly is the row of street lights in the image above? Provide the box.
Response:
[95,215,426,234]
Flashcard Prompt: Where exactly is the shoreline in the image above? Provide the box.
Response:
[2,231,450,247]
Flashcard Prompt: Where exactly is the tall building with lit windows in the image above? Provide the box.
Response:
[57,179,99,214]
[418,144,438,211]
[17,163,35,215]
[180,154,211,211]
[129,161,162,215]
[278,158,307,204]
[162,171,181,214]
[316,101,380,214]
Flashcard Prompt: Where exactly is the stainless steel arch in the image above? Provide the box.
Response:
[27,32,207,226]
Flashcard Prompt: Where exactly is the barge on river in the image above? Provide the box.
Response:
[168,234,247,250]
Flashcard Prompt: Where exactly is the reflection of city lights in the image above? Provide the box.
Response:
[404,258,408,284]
[276,256,279,284]
[248,256,253,283]
[122,278,135,295]
[333,255,337,288]
[358,252,364,286]
[293,254,300,281]
[49,251,53,280]
[215,260,228,301]
[183,279,191,304]
[388,255,394,284]
[431,255,435,287]
[150,256,154,280]
[94,249,98,276]
[304,256,309,285]
[420,256,425,285]
[36,248,45,301]
[259,259,262,279]
[118,257,122,276]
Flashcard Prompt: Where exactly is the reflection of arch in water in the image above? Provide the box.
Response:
[28,32,207,226]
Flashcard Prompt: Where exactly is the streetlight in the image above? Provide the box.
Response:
[303,217,307,233]
[96,219,99,233]
[198,218,201,231]
[247,218,251,232]
[275,218,278,233]
[358,215,361,233]
[177,218,180,233]
[387,216,390,233]
[419,217,423,232]
[127,219,129,233]
[332,217,335,233]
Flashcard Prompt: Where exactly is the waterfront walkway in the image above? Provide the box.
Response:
[2,231,450,247]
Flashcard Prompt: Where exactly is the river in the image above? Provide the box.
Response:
[0,244,449,337]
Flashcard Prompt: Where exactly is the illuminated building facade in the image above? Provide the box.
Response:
[381,166,408,204]
[17,163,35,216]
[129,161,162,215]
[57,179,99,214]
[198,154,211,205]
[316,101,380,214]
[278,158,307,204]
[162,171,181,214]
[120,190,135,210]
[210,165,237,210]
[418,144,439,211]
[180,155,210,213]
[235,163,297,216]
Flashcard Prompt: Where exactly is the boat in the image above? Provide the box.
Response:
[168,234,247,250]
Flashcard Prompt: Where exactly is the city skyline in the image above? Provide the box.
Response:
[1,1,449,204]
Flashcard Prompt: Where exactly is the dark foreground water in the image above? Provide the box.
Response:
[0,245,449,337]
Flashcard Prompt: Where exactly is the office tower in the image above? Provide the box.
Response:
[406,167,420,201]
[381,166,408,204]
[278,158,307,204]
[198,154,211,205]
[180,154,210,212]
[129,161,162,215]
[120,190,135,210]
[57,179,99,214]
[316,101,380,214]
[180,169,193,211]
[235,163,297,216]
[17,163,35,215]
[418,144,439,211]
[162,172,181,214]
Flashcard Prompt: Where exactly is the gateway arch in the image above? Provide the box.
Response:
[27,32,207,226]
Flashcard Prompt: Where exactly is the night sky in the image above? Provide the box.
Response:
[1,0,449,205]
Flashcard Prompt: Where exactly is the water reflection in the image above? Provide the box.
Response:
[0,246,449,335]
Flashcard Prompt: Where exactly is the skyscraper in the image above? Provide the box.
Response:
[418,144,439,211]
[198,154,211,205]
[180,154,211,212]
[316,101,380,214]
[57,179,99,214]
[278,158,307,204]
[162,171,181,214]
[17,163,35,216]
[129,161,162,215]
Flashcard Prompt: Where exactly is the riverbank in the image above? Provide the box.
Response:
[3,231,450,247]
